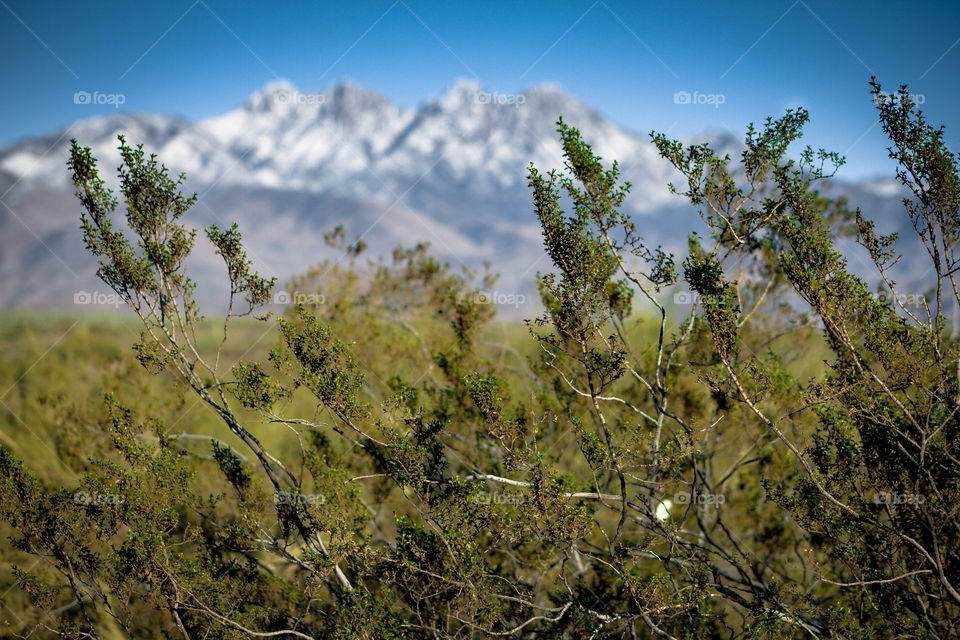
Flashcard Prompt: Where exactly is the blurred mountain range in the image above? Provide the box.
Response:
[0,80,914,314]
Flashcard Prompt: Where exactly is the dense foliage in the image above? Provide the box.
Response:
[1,79,958,638]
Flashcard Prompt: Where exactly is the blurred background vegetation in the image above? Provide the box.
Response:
[0,297,832,636]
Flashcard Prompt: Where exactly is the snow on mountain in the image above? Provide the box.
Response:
[858,176,907,198]
[0,79,682,209]
[0,79,917,313]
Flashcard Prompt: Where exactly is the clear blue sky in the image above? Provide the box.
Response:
[2,0,958,178]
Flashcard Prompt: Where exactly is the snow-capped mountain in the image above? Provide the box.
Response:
[3,80,684,207]
[0,80,909,313]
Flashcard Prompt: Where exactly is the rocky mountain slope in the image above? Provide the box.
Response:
[0,80,911,314]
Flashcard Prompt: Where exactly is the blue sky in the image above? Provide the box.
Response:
[2,0,958,178]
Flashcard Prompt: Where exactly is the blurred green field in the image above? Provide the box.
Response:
[0,312,280,479]
[0,310,542,481]
[0,307,830,480]
[0,304,836,637]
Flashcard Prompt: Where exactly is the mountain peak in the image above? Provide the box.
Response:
[435,79,487,111]
[259,78,297,94]
[324,81,394,118]
[0,80,913,312]
[522,81,568,98]
[245,79,298,113]
[446,78,485,94]
[520,82,590,114]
